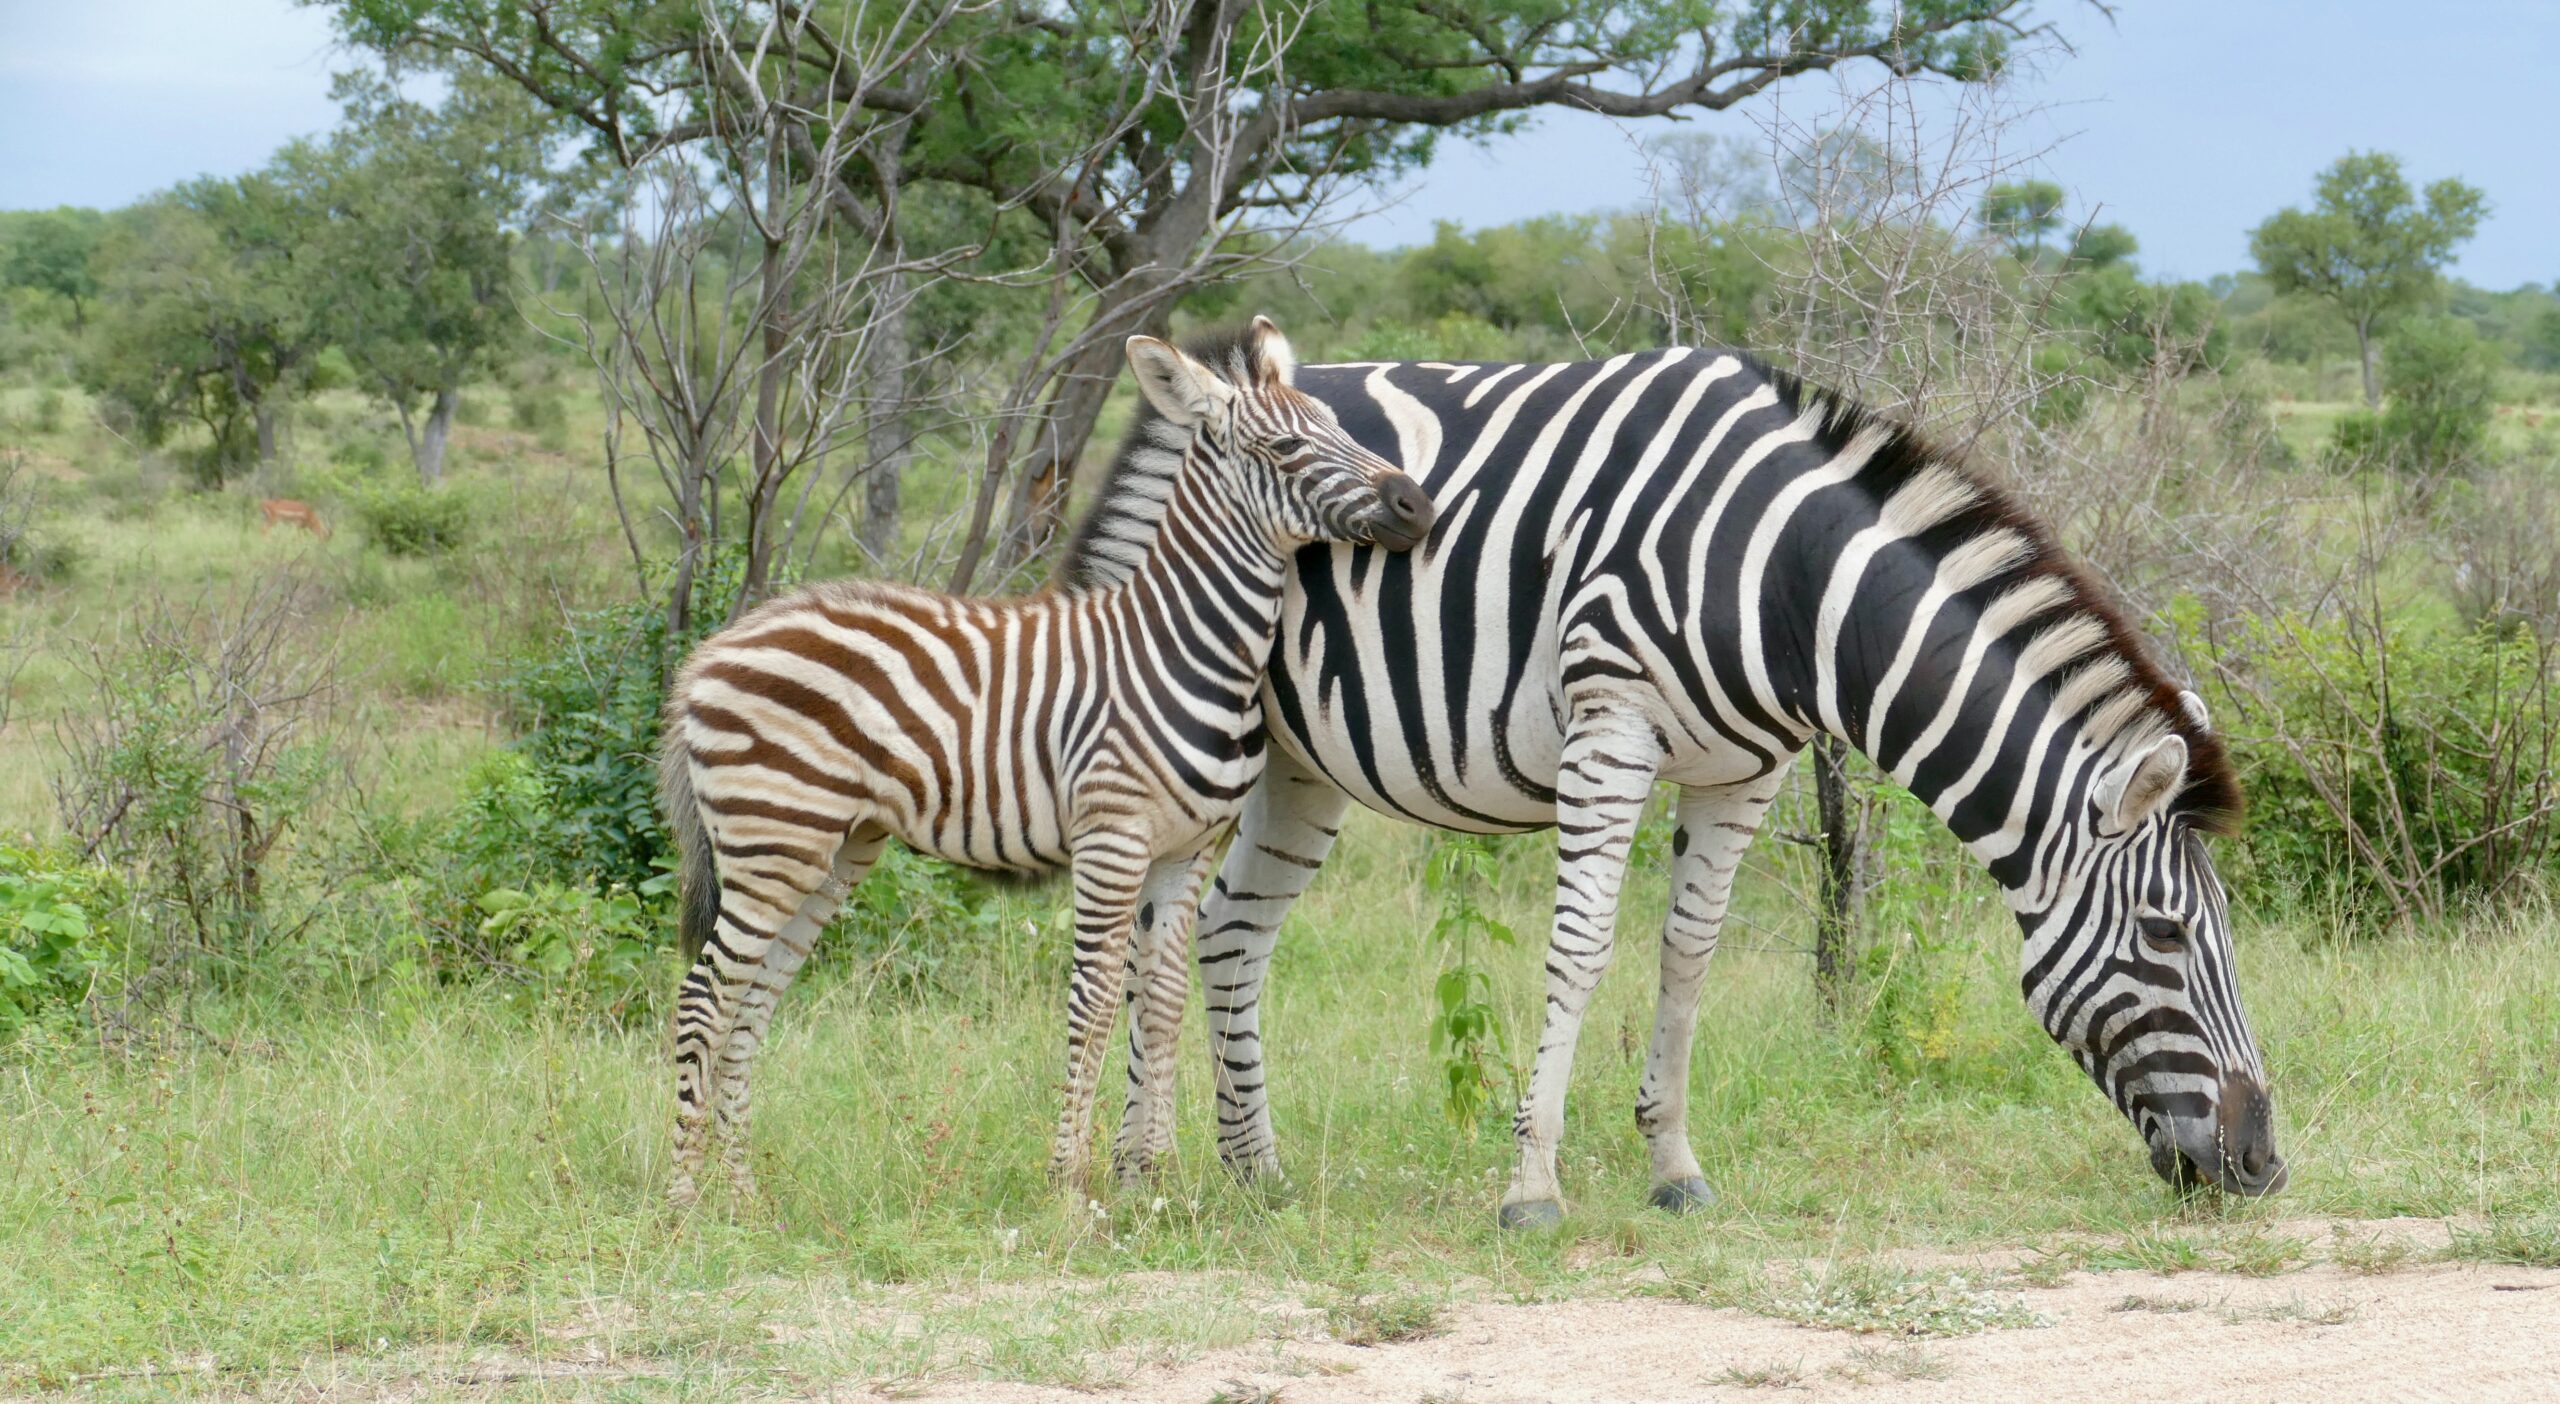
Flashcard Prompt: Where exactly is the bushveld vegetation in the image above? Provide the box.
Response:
[4,0,2560,1394]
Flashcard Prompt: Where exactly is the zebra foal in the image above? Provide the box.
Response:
[657,318,1434,1206]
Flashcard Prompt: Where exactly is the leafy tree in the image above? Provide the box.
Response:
[318,0,2056,578]
[2249,151,2488,409]
[2066,221,2138,271]
[80,176,326,481]
[289,75,550,483]
[0,208,104,332]
[1978,178,2064,261]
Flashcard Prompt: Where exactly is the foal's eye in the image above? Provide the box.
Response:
[1267,436,1308,459]
[2136,914,2188,954]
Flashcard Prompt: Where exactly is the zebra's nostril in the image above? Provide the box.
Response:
[1383,476,1431,525]
[2241,1141,2270,1178]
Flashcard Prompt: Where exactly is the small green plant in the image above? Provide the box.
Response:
[2110,1294,2205,1314]
[0,846,109,1036]
[1421,833,1517,1130]
[1320,1287,1446,1346]
[473,880,664,1022]
[1759,1262,2047,1339]
[355,481,471,557]
[1206,1381,1284,1404]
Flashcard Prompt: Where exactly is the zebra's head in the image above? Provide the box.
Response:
[2027,693,2284,1197]
[1123,317,1435,551]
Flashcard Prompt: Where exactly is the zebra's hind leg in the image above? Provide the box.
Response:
[1500,704,1663,1230]
[1115,845,1213,1185]
[1053,830,1155,1190]
[712,824,887,1201]
[1636,775,1780,1214]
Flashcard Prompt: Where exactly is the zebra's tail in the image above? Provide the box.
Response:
[659,723,719,967]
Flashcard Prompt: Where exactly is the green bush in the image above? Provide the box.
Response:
[472,880,662,1022]
[2325,318,2504,473]
[2382,316,2500,468]
[0,845,111,1037]
[355,482,471,557]
[2187,603,2560,923]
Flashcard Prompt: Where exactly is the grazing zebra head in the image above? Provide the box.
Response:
[1070,318,1436,587]
[2020,694,2282,1196]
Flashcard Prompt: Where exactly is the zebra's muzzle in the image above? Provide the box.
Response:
[1364,472,1436,550]
[2149,1073,2287,1196]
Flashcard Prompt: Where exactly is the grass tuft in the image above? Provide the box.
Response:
[2446,1216,2560,1268]
[1319,1287,1448,1347]
[1828,1342,1953,1382]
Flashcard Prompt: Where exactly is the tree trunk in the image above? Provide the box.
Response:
[254,404,279,468]
[859,268,910,563]
[416,389,458,485]
[2357,320,2381,411]
[739,140,793,613]
[1811,735,1862,1012]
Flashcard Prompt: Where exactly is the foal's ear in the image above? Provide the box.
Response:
[1247,314,1296,389]
[1126,336,1234,428]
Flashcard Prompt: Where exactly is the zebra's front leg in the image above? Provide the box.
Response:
[1636,776,1780,1213]
[1500,706,1663,1229]
[1190,750,1352,1182]
[712,825,887,1201]
[1053,831,1152,1190]
[1115,846,1213,1185]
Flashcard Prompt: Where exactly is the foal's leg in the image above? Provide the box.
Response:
[1052,829,1154,1188]
[713,823,888,1199]
[1499,704,1664,1229]
[1635,776,1779,1212]
[1115,845,1213,1183]
[672,817,855,1209]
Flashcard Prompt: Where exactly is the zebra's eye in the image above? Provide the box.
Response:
[1267,436,1308,459]
[2136,914,2188,954]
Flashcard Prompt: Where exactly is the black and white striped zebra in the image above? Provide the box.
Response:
[656,319,1434,1206]
[1064,344,2285,1226]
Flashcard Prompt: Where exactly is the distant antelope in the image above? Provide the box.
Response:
[259,499,328,539]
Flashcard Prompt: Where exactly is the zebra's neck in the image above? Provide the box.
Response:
[1754,438,2162,904]
[1100,446,1292,719]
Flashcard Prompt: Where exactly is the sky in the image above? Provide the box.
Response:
[0,0,2551,289]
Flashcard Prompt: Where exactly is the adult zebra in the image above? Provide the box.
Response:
[1065,341,2287,1227]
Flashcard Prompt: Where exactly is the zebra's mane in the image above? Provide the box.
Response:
[1054,340,2242,835]
[1755,363,2243,837]
[1055,324,1276,593]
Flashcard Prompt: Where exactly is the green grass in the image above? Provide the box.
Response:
[4,868,2557,1392]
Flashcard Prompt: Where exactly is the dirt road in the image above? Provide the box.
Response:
[963,1219,2560,1404]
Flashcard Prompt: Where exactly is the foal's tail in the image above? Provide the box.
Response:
[659,714,719,967]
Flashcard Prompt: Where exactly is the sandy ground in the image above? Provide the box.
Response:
[945,1219,2560,1404]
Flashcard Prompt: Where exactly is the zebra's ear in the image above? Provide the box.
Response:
[1248,315,1296,388]
[2178,689,2210,732]
[1126,336,1233,428]
[2095,733,2189,835]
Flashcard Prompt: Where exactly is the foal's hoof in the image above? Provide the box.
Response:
[1497,1198,1566,1231]
[1647,1176,1716,1214]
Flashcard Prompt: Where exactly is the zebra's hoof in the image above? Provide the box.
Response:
[1497,1199,1566,1231]
[1647,1176,1716,1214]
